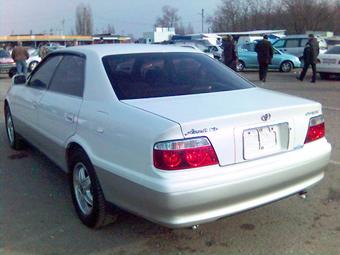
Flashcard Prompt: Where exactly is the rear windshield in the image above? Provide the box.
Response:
[325,46,340,54]
[0,50,10,58]
[102,52,253,100]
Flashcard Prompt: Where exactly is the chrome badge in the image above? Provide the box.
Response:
[261,113,271,122]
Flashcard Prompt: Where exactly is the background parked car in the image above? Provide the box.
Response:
[237,43,301,72]
[26,49,41,71]
[317,45,340,79]
[0,49,16,77]
[272,35,327,60]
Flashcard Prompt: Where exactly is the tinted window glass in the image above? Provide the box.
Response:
[285,39,299,48]
[300,38,308,46]
[325,46,340,54]
[103,52,253,100]
[29,55,62,89]
[49,55,85,97]
[273,39,285,48]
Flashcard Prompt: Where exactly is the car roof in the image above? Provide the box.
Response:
[54,44,200,58]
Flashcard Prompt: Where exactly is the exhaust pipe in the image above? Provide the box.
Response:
[191,225,199,230]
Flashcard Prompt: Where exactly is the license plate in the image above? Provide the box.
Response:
[243,123,289,160]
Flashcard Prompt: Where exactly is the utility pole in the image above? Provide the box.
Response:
[61,18,65,35]
[201,9,204,33]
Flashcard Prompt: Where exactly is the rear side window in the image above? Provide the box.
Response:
[103,52,253,100]
[300,39,308,46]
[48,55,85,97]
[285,39,299,48]
[29,55,63,89]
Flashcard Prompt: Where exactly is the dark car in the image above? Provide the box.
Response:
[0,50,16,77]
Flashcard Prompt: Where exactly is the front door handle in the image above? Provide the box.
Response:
[64,113,75,123]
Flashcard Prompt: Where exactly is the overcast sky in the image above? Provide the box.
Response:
[0,0,222,37]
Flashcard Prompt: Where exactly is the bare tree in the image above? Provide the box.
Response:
[186,23,195,34]
[208,0,340,34]
[75,3,93,35]
[155,5,181,28]
[105,24,115,34]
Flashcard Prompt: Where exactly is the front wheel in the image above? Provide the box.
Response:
[28,61,39,72]
[236,61,245,72]
[69,149,117,228]
[280,61,293,72]
[5,106,23,149]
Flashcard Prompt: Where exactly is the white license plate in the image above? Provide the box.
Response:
[243,123,289,160]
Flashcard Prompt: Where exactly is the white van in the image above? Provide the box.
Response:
[272,35,327,59]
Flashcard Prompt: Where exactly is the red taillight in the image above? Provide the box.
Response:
[153,137,219,170]
[304,115,325,144]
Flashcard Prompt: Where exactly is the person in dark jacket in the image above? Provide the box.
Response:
[255,35,273,82]
[11,41,29,75]
[298,34,319,83]
[222,35,237,71]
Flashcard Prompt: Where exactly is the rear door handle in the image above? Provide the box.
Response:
[64,113,75,123]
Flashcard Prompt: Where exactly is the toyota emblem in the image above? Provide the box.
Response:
[261,113,271,121]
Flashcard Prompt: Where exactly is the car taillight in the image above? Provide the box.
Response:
[304,115,325,144]
[153,137,219,170]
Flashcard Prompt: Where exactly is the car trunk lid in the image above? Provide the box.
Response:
[123,88,322,166]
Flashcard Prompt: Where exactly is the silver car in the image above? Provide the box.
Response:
[5,45,331,229]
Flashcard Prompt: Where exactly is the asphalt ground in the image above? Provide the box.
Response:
[0,70,340,255]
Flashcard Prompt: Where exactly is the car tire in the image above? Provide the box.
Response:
[236,61,245,72]
[8,67,16,78]
[319,73,330,80]
[5,105,24,150]
[69,149,117,229]
[28,61,39,72]
[280,61,293,72]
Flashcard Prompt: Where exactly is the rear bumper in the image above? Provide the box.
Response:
[96,139,331,228]
[0,64,15,74]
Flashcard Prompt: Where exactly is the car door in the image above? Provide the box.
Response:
[269,48,282,69]
[246,43,258,68]
[36,54,85,168]
[12,55,63,145]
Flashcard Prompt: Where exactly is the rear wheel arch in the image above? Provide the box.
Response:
[66,142,87,171]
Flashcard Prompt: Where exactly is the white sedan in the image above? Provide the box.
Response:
[317,45,340,79]
[5,44,331,229]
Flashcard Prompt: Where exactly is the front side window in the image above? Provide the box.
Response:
[48,55,85,97]
[28,55,62,89]
[103,52,253,100]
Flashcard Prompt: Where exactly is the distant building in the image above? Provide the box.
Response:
[92,33,131,44]
[143,27,176,44]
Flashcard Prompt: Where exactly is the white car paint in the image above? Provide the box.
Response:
[317,45,340,77]
[5,44,331,228]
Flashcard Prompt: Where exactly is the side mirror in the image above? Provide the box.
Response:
[13,74,26,85]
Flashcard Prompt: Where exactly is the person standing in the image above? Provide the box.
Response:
[11,41,29,76]
[255,35,273,82]
[222,35,237,71]
[298,34,319,83]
